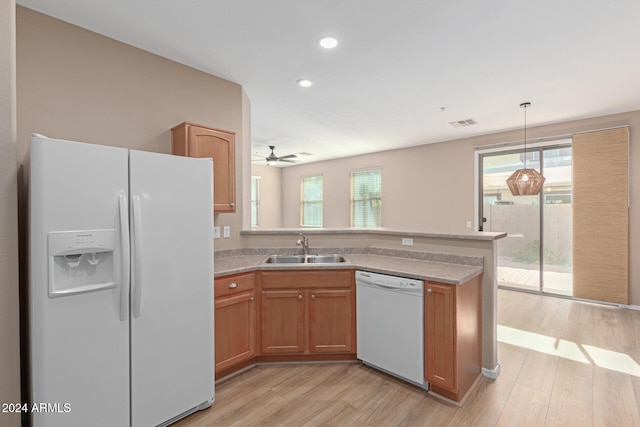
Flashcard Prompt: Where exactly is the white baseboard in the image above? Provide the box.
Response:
[481,363,501,380]
[619,304,640,311]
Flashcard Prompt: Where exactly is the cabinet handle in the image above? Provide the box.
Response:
[249,297,254,302]
[229,282,238,289]
[311,294,316,300]
[427,289,433,295]
[297,294,303,300]
[230,203,236,207]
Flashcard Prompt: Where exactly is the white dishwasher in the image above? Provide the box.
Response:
[356,270,426,388]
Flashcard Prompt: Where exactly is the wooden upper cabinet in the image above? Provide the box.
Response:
[171,122,236,213]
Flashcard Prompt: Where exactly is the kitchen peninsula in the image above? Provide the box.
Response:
[216,228,506,402]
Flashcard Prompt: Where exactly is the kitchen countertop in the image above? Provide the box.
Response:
[214,251,483,285]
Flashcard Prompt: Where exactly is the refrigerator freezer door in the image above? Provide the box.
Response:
[29,136,130,427]
[129,150,214,427]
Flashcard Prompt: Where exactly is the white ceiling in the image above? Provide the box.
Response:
[17,0,640,166]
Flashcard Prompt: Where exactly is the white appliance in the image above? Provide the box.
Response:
[355,270,426,388]
[29,134,214,427]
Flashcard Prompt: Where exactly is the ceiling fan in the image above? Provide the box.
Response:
[253,145,297,166]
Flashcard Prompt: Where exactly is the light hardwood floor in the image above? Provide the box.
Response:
[174,290,640,426]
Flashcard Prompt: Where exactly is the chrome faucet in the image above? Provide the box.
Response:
[296,233,310,255]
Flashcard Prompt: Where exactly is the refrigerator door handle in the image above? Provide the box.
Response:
[118,194,130,321]
[132,195,143,318]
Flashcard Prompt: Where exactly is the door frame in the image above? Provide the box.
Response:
[474,139,572,294]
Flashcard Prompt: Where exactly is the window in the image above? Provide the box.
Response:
[251,176,260,227]
[301,176,323,227]
[350,168,381,228]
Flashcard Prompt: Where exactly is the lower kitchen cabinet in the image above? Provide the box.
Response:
[259,270,355,356]
[308,289,353,353]
[425,275,482,402]
[214,272,256,377]
[260,289,305,354]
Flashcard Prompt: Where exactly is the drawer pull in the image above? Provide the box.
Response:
[250,297,255,302]
[311,294,316,300]
[229,282,238,289]
[297,294,303,300]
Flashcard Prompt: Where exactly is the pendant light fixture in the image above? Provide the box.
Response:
[506,102,546,196]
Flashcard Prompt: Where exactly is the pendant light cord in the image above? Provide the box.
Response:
[521,102,530,170]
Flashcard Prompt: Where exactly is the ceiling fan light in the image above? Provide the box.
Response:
[266,158,279,166]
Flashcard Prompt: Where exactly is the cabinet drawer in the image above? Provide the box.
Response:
[261,270,353,289]
[215,272,255,298]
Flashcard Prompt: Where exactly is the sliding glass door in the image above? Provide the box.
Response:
[479,143,572,295]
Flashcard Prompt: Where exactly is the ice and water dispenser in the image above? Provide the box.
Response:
[47,229,118,297]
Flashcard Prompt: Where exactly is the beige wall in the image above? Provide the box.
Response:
[280,140,477,230]
[1,2,21,426]
[278,110,640,305]
[252,164,283,229]
[16,6,248,251]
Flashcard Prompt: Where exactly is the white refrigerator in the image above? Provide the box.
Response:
[29,134,215,427]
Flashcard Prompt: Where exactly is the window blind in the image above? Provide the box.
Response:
[351,168,381,228]
[572,127,629,304]
[301,176,323,227]
[251,176,260,227]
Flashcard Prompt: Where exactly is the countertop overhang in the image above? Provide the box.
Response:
[240,227,506,241]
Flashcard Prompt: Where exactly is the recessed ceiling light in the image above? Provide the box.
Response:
[297,79,314,88]
[319,36,338,49]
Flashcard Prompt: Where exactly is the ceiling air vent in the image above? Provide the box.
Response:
[449,119,478,128]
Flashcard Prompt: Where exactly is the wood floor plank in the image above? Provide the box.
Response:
[495,383,551,427]
[516,350,559,394]
[448,344,527,426]
[592,366,640,426]
[545,370,593,427]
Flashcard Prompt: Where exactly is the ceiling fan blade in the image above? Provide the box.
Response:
[280,158,296,163]
[278,154,297,160]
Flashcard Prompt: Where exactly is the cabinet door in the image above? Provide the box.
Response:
[187,125,235,213]
[425,282,457,391]
[214,291,256,374]
[171,122,236,213]
[308,289,354,353]
[260,290,305,354]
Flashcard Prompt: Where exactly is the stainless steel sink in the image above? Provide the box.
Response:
[305,254,347,263]
[262,254,348,264]
[262,255,306,264]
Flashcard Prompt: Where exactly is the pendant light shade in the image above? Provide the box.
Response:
[506,102,545,196]
[506,168,546,195]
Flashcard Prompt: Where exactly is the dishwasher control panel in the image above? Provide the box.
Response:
[355,270,423,293]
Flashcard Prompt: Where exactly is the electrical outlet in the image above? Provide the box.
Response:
[466,221,472,229]
[223,226,231,238]
[402,238,413,246]
[213,226,220,239]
